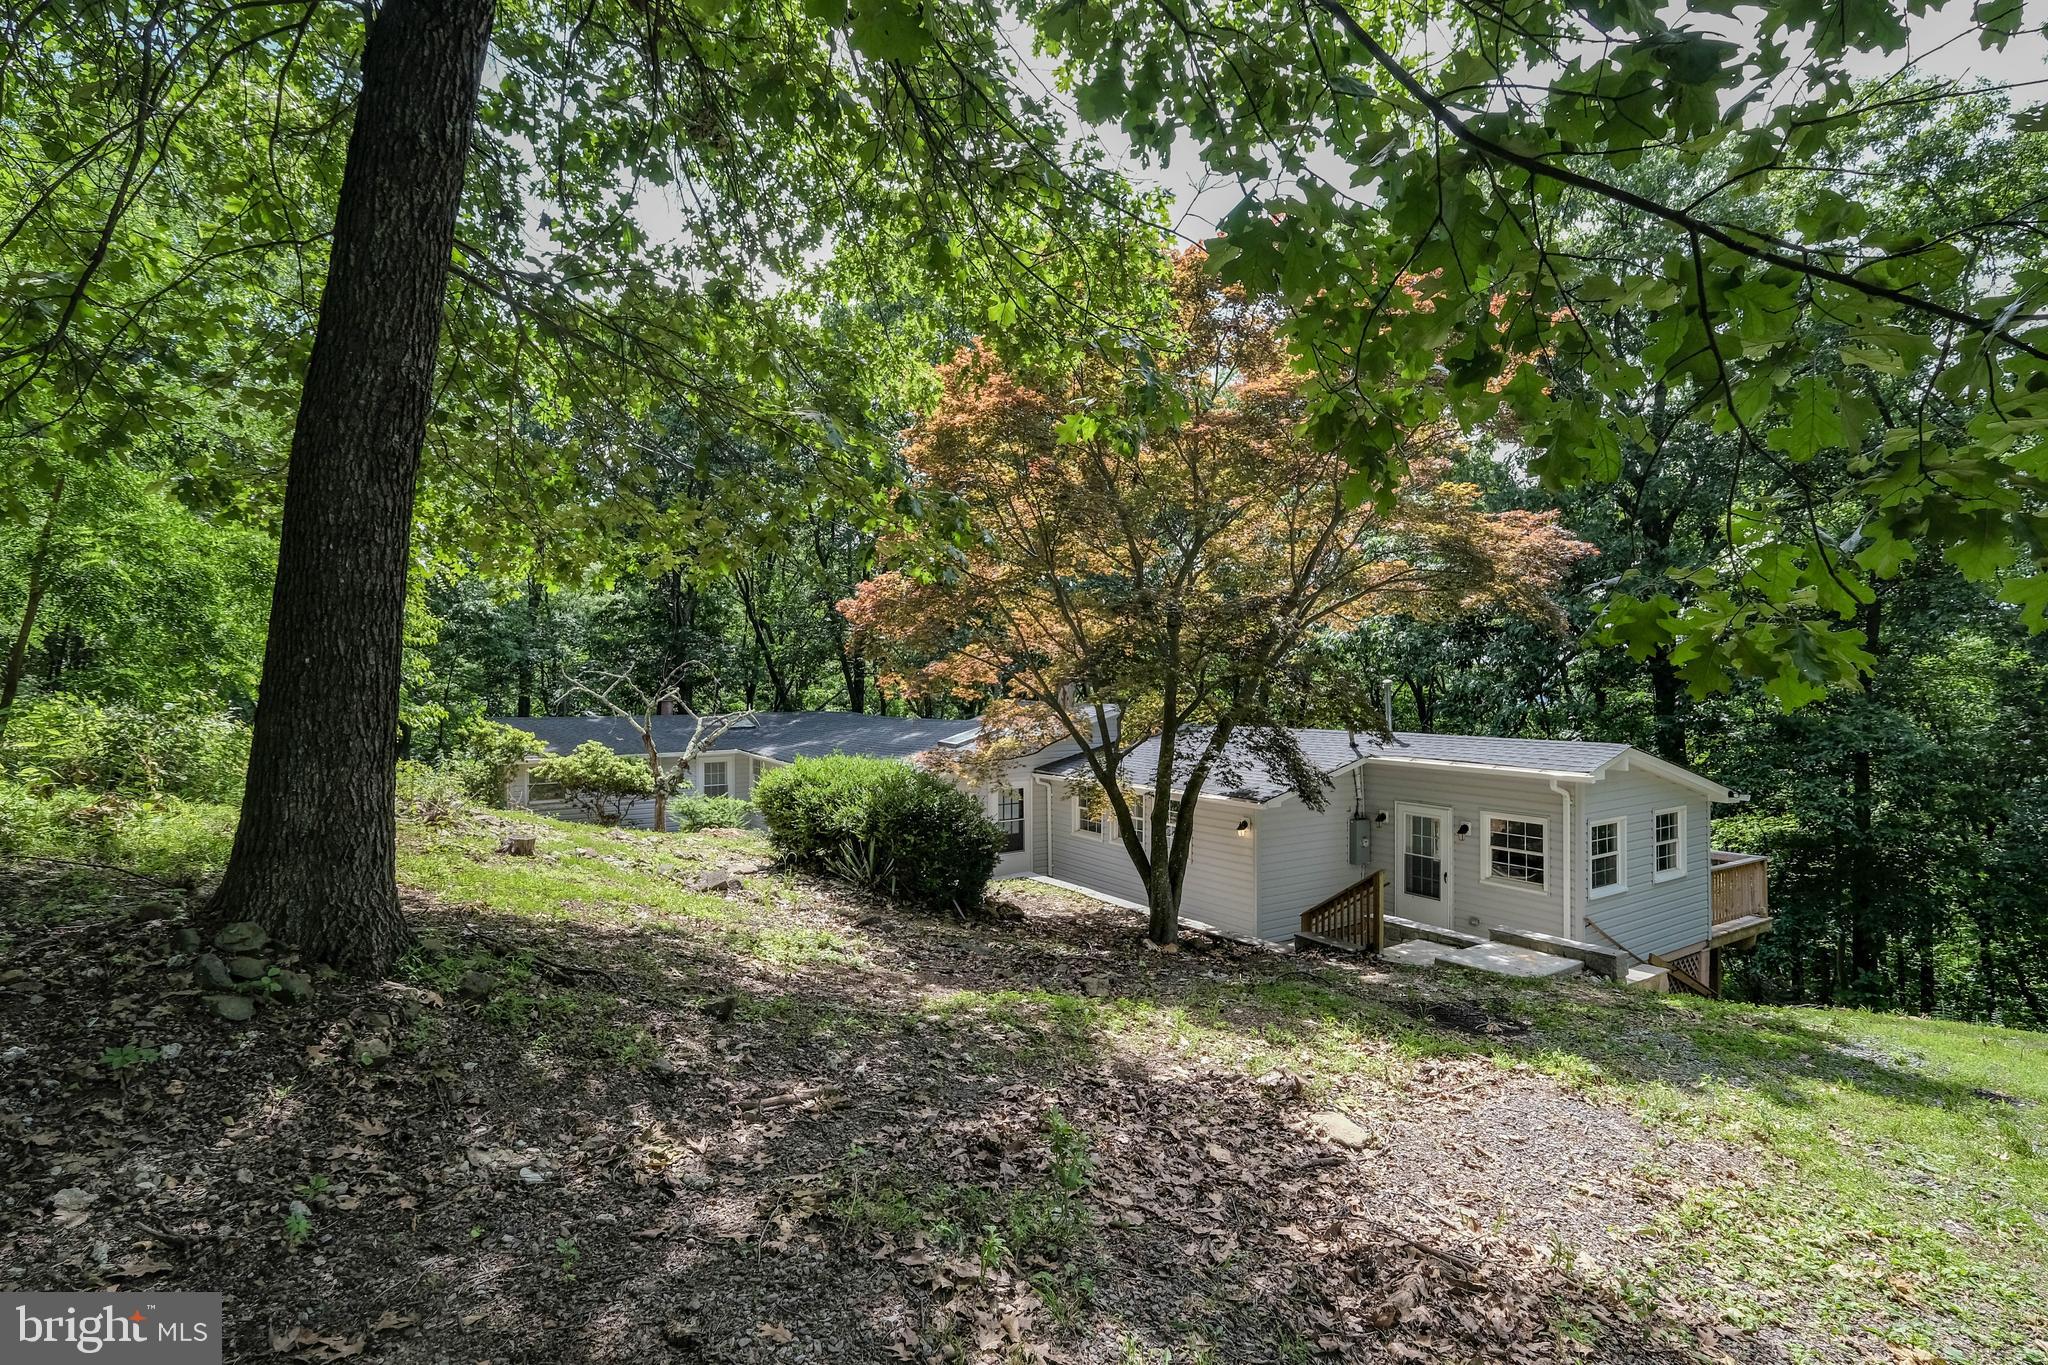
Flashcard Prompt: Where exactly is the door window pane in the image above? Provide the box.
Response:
[1403,813,1442,899]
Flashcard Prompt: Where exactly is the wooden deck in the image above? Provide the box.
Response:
[1709,850,1772,948]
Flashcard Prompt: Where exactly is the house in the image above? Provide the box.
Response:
[494,711,1771,993]
[497,710,1069,880]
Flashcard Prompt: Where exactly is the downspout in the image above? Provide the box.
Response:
[1549,779,1575,939]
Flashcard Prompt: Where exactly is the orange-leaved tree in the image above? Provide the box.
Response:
[841,252,1593,944]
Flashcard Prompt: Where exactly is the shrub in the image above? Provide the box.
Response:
[0,694,249,800]
[668,795,755,831]
[395,760,469,825]
[0,780,234,885]
[753,755,1002,911]
[528,741,653,825]
[442,719,538,807]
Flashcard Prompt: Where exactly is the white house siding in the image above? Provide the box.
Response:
[1578,764,1713,961]
[1356,765,1571,941]
[1252,794,1372,940]
[1041,785,1262,938]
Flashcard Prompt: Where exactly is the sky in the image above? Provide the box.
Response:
[1000,1,2048,239]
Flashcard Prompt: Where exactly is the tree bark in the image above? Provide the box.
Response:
[0,472,65,729]
[516,575,542,716]
[209,0,494,973]
[1848,595,1882,983]
[1646,648,1686,764]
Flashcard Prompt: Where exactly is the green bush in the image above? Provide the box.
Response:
[668,794,755,831]
[442,719,537,807]
[0,694,249,800]
[396,759,469,825]
[753,755,1002,911]
[0,781,234,884]
[529,741,653,825]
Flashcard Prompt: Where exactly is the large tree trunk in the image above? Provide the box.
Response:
[1848,596,1882,984]
[209,0,494,973]
[0,473,65,729]
[516,575,542,716]
[1646,649,1686,764]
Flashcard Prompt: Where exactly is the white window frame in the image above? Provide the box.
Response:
[1479,810,1549,893]
[1072,787,1106,840]
[749,757,763,783]
[994,786,1025,853]
[1143,795,1182,851]
[1653,807,1687,881]
[701,759,730,798]
[1587,815,1627,899]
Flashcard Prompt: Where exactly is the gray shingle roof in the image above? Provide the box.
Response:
[1034,728,1634,803]
[493,711,981,764]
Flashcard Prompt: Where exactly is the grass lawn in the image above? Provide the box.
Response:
[3,804,2043,1363]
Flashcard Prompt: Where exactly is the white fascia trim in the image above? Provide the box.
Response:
[1364,754,1603,782]
[1595,748,1746,803]
[1027,772,1263,808]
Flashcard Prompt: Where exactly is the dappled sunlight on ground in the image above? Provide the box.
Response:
[3,810,2043,1363]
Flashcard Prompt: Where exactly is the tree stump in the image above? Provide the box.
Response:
[497,835,537,857]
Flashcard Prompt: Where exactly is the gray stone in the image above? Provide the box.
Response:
[1080,974,1112,998]
[456,970,496,1001]
[206,994,257,1023]
[1436,942,1584,981]
[227,955,270,981]
[192,954,235,990]
[213,921,269,953]
[354,1036,392,1064]
[274,970,314,1004]
[173,927,203,953]
[692,869,743,893]
[1309,1110,1374,1149]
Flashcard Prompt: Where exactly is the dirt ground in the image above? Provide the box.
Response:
[2,830,1778,1364]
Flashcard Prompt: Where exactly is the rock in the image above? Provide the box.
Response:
[227,955,270,981]
[1308,1110,1374,1150]
[692,869,744,893]
[1080,974,1112,998]
[517,1166,547,1184]
[700,995,737,1023]
[159,1043,184,1060]
[360,1010,395,1034]
[455,970,496,1001]
[0,968,26,985]
[274,970,314,1005]
[193,954,235,990]
[206,994,257,1023]
[354,1036,392,1064]
[213,921,268,953]
[1,1046,26,1064]
[663,1320,700,1348]
[1255,1069,1303,1098]
[51,1188,97,1212]
[173,927,202,953]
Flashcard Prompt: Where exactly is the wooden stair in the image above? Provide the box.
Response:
[1297,870,1387,953]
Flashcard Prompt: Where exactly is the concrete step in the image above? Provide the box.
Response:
[1435,941,1584,981]
[1379,940,1466,969]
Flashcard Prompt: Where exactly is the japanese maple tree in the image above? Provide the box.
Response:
[843,252,1595,943]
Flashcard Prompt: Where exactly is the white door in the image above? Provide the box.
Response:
[1395,803,1453,924]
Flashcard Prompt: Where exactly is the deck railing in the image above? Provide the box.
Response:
[1709,850,1769,926]
[1299,869,1387,952]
